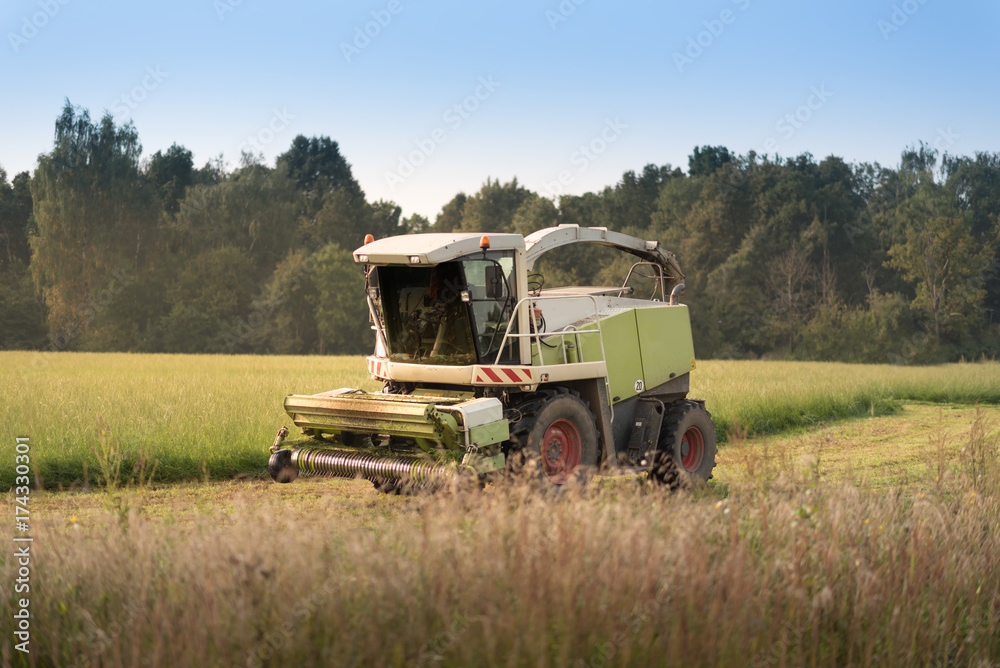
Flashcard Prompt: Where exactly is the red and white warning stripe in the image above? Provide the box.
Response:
[367,356,388,378]
[474,366,533,385]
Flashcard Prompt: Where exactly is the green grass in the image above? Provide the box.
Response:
[2,352,998,489]
[1,351,379,490]
[691,359,1000,438]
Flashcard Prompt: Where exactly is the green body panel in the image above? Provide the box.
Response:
[531,323,588,366]
[461,449,505,474]
[578,310,644,402]
[530,339,555,366]
[469,421,510,449]
[528,305,696,403]
[635,305,695,389]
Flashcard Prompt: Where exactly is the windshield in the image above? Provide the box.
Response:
[372,251,517,366]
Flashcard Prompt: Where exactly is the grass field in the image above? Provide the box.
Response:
[2,351,999,489]
[2,353,999,666]
[2,405,998,667]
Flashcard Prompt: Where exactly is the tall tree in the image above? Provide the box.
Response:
[369,200,403,240]
[884,179,995,341]
[512,195,558,236]
[0,168,33,270]
[402,213,430,234]
[312,244,372,354]
[943,152,1000,316]
[592,164,679,232]
[277,135,361,203]
[304,187,369,249]
[688,145,733,177]
[887,209,993,339]
[147,144,194,215]
[459,178,532,233]
[0,167,47,349]
[172,165,302,277]
[160,247,256,353]
[30,101,159,347]
[254,249,320,354]
[434,193,467,232]
[767,241,817,352]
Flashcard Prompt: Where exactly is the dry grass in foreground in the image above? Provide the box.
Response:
[2,409,999,668]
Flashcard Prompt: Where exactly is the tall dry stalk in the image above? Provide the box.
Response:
[3,466,998,668]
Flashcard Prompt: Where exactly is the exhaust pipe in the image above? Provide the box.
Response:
[669,283,686,305]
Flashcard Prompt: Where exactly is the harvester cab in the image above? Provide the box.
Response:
[268,224,716,491]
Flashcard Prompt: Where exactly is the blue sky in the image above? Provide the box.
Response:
[2,0,998,220]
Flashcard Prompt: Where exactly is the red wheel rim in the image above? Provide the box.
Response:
[541,419,582,484]
[680,426,704,472]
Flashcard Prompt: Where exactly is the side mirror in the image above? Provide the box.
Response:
[485,265,505,301]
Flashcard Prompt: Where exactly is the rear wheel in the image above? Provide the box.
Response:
[650,399,717,488]
[508,389,599,485]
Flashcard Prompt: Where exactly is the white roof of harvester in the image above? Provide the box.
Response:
[353,232,525,265]
[352,225,683,281]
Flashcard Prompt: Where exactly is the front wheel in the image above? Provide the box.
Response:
[650,399,717,488]
[508,389,599,485]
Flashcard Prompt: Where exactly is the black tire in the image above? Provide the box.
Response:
[650,399,717,488]
[370,478,431,496]
[371,478,404,495]
[268,449,298,484]
[507,389,599,485]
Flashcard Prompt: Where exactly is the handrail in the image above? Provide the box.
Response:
[492,294,608,369]
[620,261,665,300]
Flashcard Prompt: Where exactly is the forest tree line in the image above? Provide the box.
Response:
[1,101,998,363]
